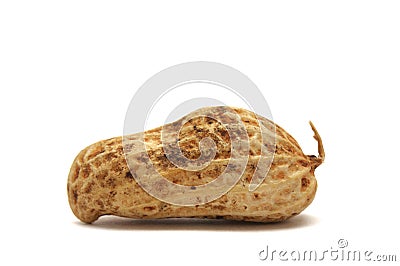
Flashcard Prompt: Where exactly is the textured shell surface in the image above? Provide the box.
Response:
[68,106,324,223]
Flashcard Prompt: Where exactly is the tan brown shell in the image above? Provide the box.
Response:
[67,107,324,223]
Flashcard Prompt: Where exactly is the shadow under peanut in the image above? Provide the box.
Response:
[74,214,318,231]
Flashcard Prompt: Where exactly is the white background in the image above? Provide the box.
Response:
[1,1,399,265]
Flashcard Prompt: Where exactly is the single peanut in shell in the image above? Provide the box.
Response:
[67,107,324,223]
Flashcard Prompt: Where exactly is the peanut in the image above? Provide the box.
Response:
[67,107,324,223]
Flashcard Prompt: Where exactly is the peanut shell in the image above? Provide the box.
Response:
[67,107,324,223]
